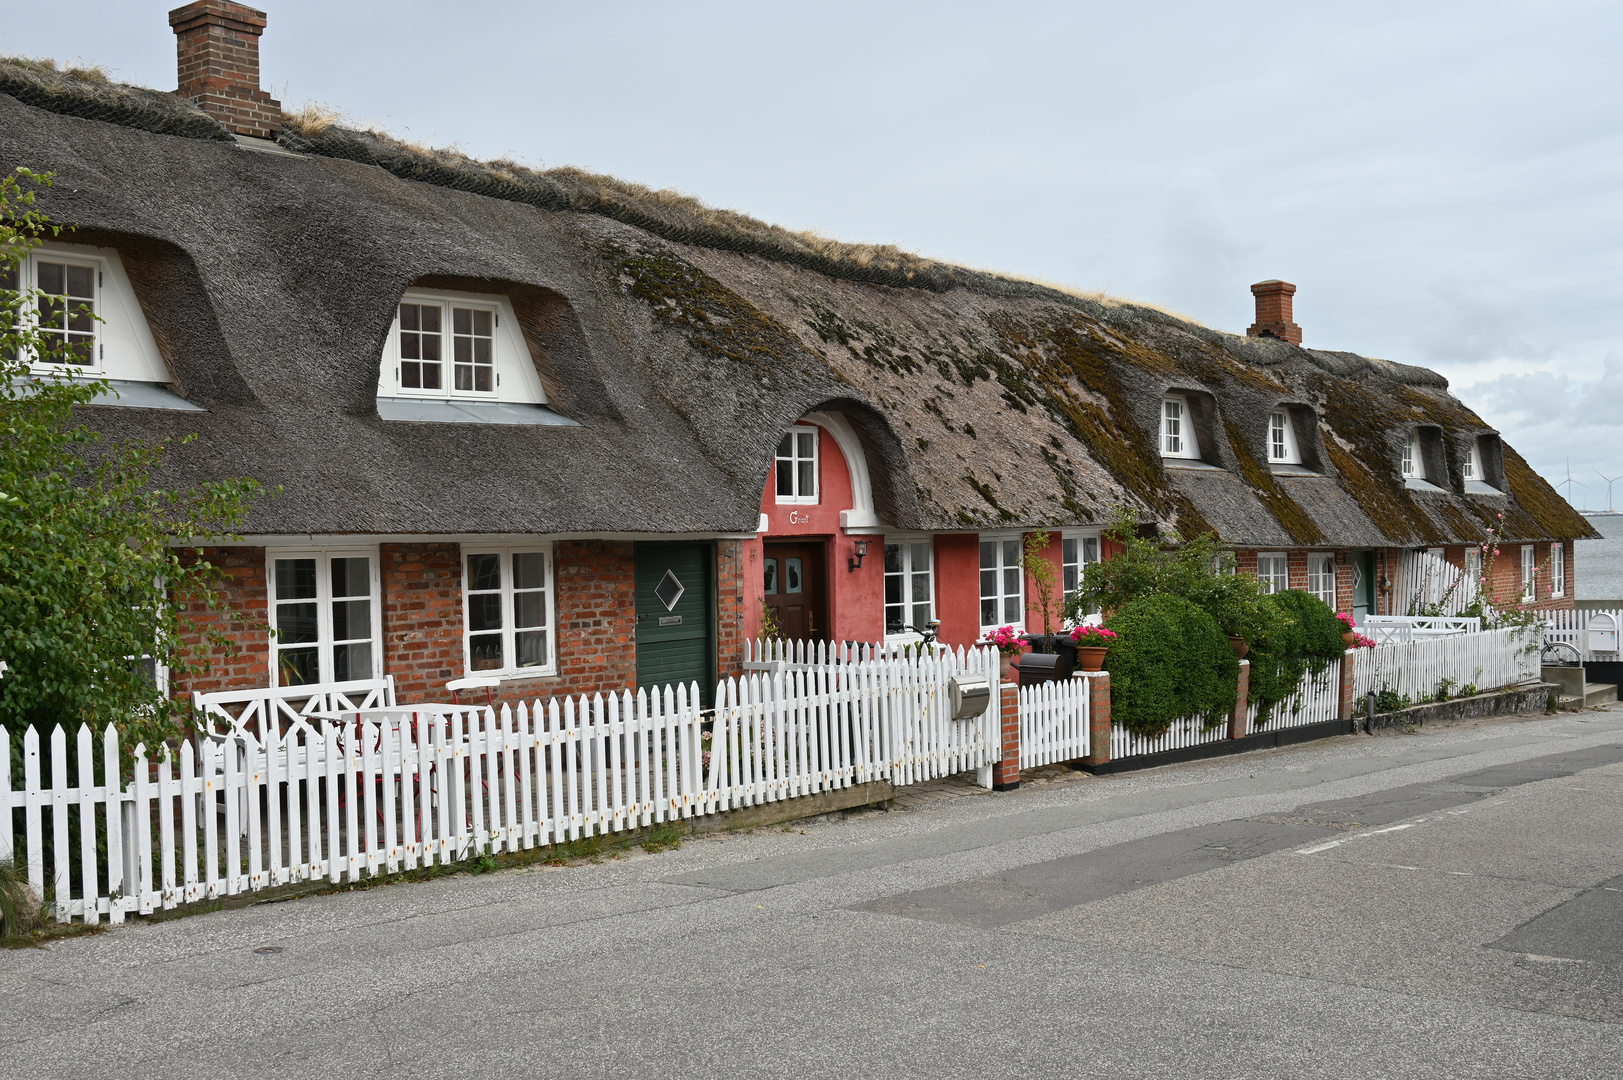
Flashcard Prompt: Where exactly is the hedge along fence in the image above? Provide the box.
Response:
[1101,595,1239,738]
[1246,590,1347,727]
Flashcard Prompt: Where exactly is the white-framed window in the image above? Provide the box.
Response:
[883,538,934,637]
[1401,431,1422,478]
[1552,542,1565,598]
[1062,532,1102,613]
[268,550,383,687]
[463,547,555,677]
[775,425,819,503]
[979,536,1024,633]
[1306,553,1336,607]
[1463,440,1480,480]
[1257,552,1290,595]
[379,288,548,403]
[1,243,172,382]
[1521,545,1536,601]
[1464,545,1482,590]
[1161,396,1198,459]
[1268,410,1302,464]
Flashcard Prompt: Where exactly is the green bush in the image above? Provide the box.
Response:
[1103,595,1239,738]
[1247,590,1346,726]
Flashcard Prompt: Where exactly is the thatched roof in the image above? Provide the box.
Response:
[0,63,1593,546]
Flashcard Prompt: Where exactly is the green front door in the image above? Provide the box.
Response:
[1352,549,1376,624]
[634,542,716,707]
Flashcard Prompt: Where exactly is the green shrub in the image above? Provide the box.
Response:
[1103,595,1239,738]
[1247,590,1346,726]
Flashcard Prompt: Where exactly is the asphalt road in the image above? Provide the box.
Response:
[5,707,1623,1079]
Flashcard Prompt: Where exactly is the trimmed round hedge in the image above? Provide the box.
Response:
[1247,589,1347,726]
[1103,595,1239,738]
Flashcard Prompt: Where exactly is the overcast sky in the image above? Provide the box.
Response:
[3,1,1620,508]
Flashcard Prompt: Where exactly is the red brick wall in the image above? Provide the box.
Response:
[381,542,464,703]
[172,545,269,697]
[548,539,637,699]
[716,540,747,682]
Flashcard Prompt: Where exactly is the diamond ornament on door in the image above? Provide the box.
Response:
[655,569,686,612]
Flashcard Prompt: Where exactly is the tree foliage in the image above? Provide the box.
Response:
[1102,594,1238,738]
[1246,589,1346,726]
[0,167,264,751]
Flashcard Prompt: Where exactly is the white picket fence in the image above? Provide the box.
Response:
[1362,615,1481,645]
[1542,609,1623,662]
[1353,626,1537,706]
[1246,656,1342,732]
[1017,673,1097,769]
[2,646,999,925]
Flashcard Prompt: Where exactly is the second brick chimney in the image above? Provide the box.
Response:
[1246,280,1302,347]
[169,1,282,139]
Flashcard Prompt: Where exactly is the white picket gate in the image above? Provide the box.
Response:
[3,646,1000,925]
[1017,674,1095,769]
[1352,626,1537,705]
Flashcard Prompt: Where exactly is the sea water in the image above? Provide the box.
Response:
[1576,513,1623,602]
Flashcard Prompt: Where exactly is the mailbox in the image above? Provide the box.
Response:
[1589,613,1618,654]
[948,674,991,721]
[1017,652,1064,686]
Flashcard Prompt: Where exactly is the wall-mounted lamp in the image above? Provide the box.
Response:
[848,539,869,572]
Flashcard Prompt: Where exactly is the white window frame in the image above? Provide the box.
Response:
[1463,440,1480,480]
[979,534,1025,635]
[1061,530,1102,617]
[1257,552,1290,595]
[1267,409,1302,464]
[379,288,548,404]
[266,548,384,688]
[1401,430,1422,478]
[882,536,935,640]
[461,545,557,679]
[1521,545,1536,602]
[1551,542,1565,598]
[1161,396,1199,459]
[774,424,820,504]
[4,242,171,383]
[1306,553,1336,607]
[1464,545,1482,591]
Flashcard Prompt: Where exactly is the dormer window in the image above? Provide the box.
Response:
[1401,431,1421,478]
[775,425,819,503]
[379,288,551,408]
[1161,396,1198,459]
[1267,410,1302,464]
[1462,440,1478,480]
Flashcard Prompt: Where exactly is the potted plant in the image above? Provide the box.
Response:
[982,624,1027,681]
[1192,570,1267,659]
[1335,611,1358,648]
[1068,625,1118,672]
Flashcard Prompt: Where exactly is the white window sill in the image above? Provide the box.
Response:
[774,497,820,506]
[464,667,560,683]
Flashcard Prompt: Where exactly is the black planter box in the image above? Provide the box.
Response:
[1022,634,1076,680]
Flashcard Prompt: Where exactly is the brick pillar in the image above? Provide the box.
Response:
[1083,671,1112,767]
[1337,648,1356,721]
[1229,658,1250,739]
[993,679,1021,791]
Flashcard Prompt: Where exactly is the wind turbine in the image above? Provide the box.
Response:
[1596,470,1621,514]
[1557,458,1587,507]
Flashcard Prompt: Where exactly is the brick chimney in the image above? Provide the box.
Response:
[1246,280,1302,347]
[169,1,282,139]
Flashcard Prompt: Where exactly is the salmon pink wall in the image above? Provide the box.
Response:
[933,533,981,648]
[1022,532,1067,637]
[755,422,885,644]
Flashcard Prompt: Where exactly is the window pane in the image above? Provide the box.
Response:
[981,597,997,627]
[468,593,503,633]
[912,601,931,630]
[469,633,504,671]
[331,557,370,598]
[467,553,502,591]
[777,433,792,457]
[400,304,419,332]
[275,558,317,599]
[514,591,546,629]
[515,629,548,668]
[980,542,996,569]
[786,558,803,594]
[65,264,92,298]
[422,333,440,362]
[453,308,471,335]
[333,642,371,682]
[1003,595,1020,624]
[910,542,930,568]
[276,601,318,644]
[474,367,492,392]
[1083,538,1099,562]
[763,559,778,595]
[776,459,794,497]
[1003,539,1019,565]
[885,544,902,574]
[422,362,441,389]
[421,305,440,332]
[980,568,995,596]
[797,431,814,459]
[331,598,370,641]
[278,646,319,686]
[454,337,471,364]
[1003,567,1018,595]
[37,261,63,295]
[885,574,902,606]
[474,338,491,365]
[473,309,492,335]
[512,552,545,591]
[911,572,930,604]
[797,459,814,496]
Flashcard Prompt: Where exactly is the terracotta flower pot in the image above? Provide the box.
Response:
[1342,631,1357,648]
[1228,636,1250,659]
[1077,646,1108,672]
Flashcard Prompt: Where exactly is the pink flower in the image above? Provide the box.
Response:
[1070,625,1119,645]
[1494,548,1501,556]
[1335,611,1356,628]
